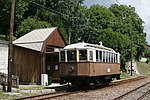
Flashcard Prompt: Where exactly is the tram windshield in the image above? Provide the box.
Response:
[60,51,65,62]
[79,50,87,61]
[67,50,76,62]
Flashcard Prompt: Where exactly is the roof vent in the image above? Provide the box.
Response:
[99,41,102,46]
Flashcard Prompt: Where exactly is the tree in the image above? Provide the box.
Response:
[144,47,150,57]
[109,4,147,61]
[15,17,51,38]
[0,0,11,39]
[80,4,147,71]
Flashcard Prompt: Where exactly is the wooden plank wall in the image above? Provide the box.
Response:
[46,29,66,47]
[13,46,41,84]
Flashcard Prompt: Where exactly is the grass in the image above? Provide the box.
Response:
[120,72,132,79]
[120,63,134,79]
[19,85,45,90]
[0,91,39,99]
[121,61,150,79]
[120,61,150,80]
[0,85,46,99]
[136,61,150,75]
[0,91,21,99]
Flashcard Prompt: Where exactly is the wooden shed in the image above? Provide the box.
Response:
[13,27,66,84]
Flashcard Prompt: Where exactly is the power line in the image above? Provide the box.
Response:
[30,1,80,19]
[115,0,121,5]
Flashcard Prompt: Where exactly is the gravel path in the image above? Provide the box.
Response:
[52,77,150,100]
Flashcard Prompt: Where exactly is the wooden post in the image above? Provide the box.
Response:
[7,0,15,92]
[41,42,46,74]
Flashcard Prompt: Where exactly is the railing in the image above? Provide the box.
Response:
[0,72,19,89]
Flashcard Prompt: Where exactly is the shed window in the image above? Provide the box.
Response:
[67,50,76,62]
[60,51,65,62]
[79,50,87,60]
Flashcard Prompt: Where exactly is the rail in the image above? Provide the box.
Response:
[15,76,147,100]
[113,82,150,100]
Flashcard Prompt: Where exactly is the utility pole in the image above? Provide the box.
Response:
[7,0,15,92]
[130,35,133,76]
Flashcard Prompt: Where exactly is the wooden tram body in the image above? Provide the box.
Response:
[59,42,121,85]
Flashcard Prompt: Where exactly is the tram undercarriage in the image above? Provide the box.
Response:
[60,74,120,86]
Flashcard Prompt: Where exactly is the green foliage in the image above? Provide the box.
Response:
[0,0,11,37]
[109,4,146,61]
[15,0,29,27]
[144,48,150,57]
[15,17,51,38]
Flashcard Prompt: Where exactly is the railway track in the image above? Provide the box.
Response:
[113,82,150,100]
[16,76,147,100]
[15,91,71,100]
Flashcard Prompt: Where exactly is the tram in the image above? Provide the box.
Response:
[59,42,121,86]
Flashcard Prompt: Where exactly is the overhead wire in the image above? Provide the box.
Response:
[30,1,80,19]
[115,0,121,5]
[30,1,105,40]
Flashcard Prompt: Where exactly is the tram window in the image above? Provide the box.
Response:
[109,52,111,62]
[103,51,105,62]
[108,52,110,62]
[116,54,118,63]
[96,50,99,62]
[67,50,76,62]
[61,51,65,62]
[106,52,109,62]
[111,53,113,63]
[79,50,87,60]
[106,52,107,62]
[89,51,93,61]
[99,51,102,62]
[114,53,116,63]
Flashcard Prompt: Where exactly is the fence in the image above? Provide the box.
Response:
[0,72,19,88]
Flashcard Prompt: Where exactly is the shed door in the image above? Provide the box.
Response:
[46,53,59,82]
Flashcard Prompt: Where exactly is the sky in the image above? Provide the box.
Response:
[84,0,150,45]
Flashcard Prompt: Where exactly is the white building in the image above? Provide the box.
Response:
[0,40,8,74]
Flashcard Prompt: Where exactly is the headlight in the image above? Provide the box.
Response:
[68,66,74,72]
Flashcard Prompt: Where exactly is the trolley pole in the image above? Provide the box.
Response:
[7,0,15,92]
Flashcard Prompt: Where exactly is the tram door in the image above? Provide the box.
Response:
[46,53,59,82]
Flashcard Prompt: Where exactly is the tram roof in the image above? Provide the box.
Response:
[63,42,115,52]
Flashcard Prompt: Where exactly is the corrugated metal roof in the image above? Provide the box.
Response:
[13,27,57,52]
[14,42,43,52]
